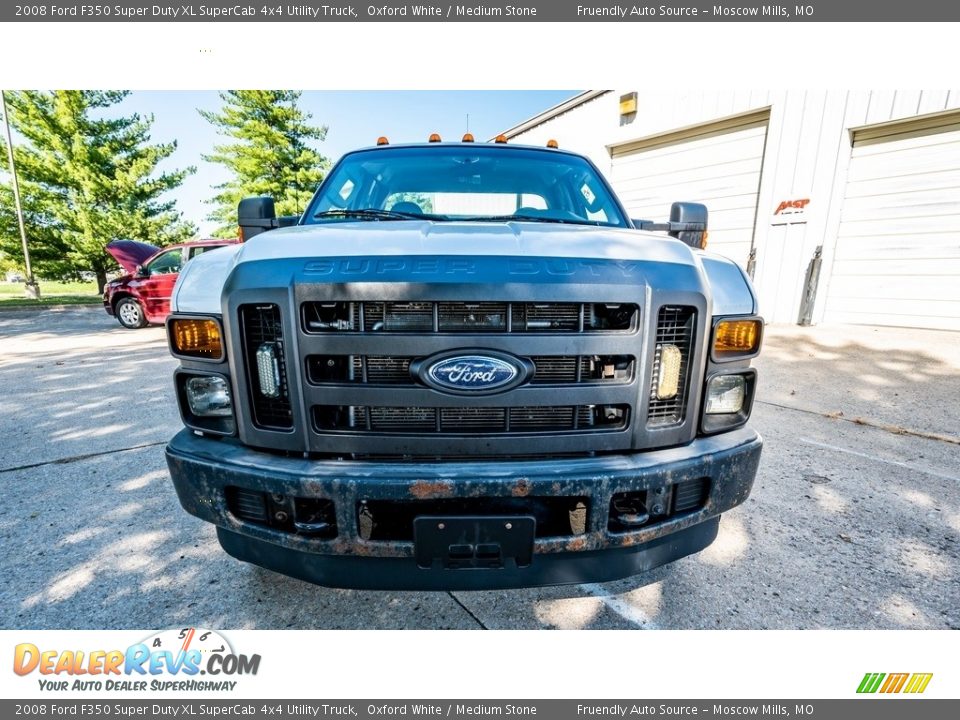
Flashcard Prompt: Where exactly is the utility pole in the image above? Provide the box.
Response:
[1,90,40,299]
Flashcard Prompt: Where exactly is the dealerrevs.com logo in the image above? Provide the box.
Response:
[857,672,933,694]
[13,628,261,692]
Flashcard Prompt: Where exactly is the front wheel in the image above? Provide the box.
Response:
[115,297,148,329]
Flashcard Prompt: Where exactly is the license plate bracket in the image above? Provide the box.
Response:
[413,515,536,569]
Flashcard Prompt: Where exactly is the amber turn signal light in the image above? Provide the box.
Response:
[169,318,224,360]
[713,319,762,359]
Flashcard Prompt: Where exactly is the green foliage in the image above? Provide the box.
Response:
[0,91,196,290]
[200,91,329,236]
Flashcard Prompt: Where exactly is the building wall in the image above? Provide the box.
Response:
[506,90,960,325]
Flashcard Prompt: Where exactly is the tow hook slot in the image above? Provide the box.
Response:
[611,496,650,528]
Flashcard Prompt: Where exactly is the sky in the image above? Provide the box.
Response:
[107,90,579,236]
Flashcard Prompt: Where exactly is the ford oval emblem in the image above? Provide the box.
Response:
[416,352,531,395]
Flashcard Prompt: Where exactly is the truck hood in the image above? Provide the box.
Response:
[234,221,697,266]
[173,221,757,316]
[105,239,160,273]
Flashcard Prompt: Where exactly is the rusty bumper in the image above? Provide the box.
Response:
[165,427,762,590]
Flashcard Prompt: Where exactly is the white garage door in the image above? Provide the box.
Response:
[609,110,769,269]
[825,113,960,331]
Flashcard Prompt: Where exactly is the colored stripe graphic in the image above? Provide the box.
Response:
[904,673,933,694]
[858,673,884,693]
[857,672,932,694]
[880,673,909,693]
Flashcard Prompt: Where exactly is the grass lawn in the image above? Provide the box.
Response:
[0,279,101,307]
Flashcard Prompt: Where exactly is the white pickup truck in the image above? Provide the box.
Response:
[163,138,763,590]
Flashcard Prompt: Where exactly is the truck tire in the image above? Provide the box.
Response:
[115,297,148,329]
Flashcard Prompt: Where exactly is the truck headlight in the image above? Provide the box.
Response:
[176,371,236,436]
[701,371,756,434]
[185,376,232,416]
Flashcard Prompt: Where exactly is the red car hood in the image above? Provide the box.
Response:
[106,239,161,274]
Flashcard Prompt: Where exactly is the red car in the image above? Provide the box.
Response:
[103,238,239,328]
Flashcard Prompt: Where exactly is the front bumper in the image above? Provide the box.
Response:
[165,427,762,590]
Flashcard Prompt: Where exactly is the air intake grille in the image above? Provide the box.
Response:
[227,487,268,523]
[647,305,696,428]
[673,477,710,514]
[303,301,638,334]
[313,405,629,434]
[240,304,293,429]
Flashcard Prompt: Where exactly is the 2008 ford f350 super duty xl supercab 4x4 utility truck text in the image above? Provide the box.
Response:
[164,137,763,590]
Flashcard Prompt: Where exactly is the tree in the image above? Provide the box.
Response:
[200,91,329,236]
[0,91,196,292]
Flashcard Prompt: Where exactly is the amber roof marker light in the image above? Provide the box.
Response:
[462,133,475,142]
[546,139,559,148]
[428,133,442,143]
[494,134,508,144]
[376,136,389,146]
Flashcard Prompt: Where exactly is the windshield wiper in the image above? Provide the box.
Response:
[464,213,592,226]
[313,208,434,221]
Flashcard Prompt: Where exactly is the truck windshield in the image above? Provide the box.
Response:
[304,145,628,228]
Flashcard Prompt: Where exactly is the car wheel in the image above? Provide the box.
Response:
[115,297,148,329]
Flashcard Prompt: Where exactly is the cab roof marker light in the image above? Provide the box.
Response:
[462,133,475,142]
[428,133,442,143]
[376,136,389,146]
[546,139,559,148]
[494,134,508,144]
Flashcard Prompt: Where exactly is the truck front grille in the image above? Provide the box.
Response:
[647,306,696,428]
[234,288,704,455]
[302,301,639,334]
[313,404,629,434]
[239,304,293,429]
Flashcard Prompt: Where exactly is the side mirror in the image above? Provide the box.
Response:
[238,196,277,241]
[668,202,708,250]
[238,197,302,240]
[135,264,148,278]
